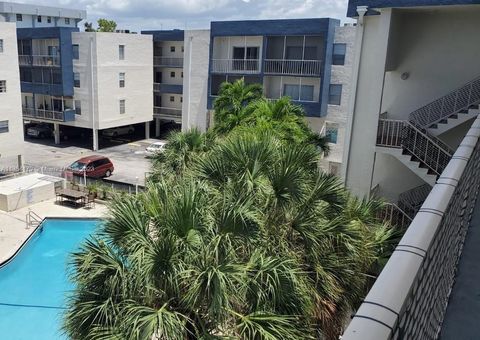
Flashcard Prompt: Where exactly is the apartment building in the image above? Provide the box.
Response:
[1,2,152,150]
[343,1,480,204]
[207,19,355,175]
[141,29,210,135]
[0,21,24,167]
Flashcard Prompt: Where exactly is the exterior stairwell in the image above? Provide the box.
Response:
[410,75,480,136]
[376,119,453,187]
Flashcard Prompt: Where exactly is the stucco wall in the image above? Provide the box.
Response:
[182,29,210,132]
[0,22,24,159]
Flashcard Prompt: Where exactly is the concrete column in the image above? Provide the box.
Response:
[17,154,25,173]
[92,129,99,151]
[155,118,161,137]
[145,121,150,139]
[53,123,60,145]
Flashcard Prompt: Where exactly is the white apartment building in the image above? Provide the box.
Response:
[0,21,24,167]
[343,3,480,212]
[2,2,153,150]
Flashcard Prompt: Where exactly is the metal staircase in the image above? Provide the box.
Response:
[410,75,480,132]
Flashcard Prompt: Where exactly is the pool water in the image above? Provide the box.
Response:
[0,219,99,340]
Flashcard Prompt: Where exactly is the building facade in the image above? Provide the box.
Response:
[2,2,153,150]
[343,1,480,205]
[0,21,24,166]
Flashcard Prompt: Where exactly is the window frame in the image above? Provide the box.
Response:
[169,96,175,102]
[119,72,125,88]
[119,99,126,114]
[325,122,339,144]
[170,71,175,78]
[65,18,70,25]
[332,43,347,66]
[74,100,81,115]
[37,16,42,23]
[0,120,9,133]
[0,80,6,93]
[0,39,3,53]
[170,46,175,52]
[72,44,79,60]
[119,45,125,60]
[16,14,22,22]
[328,84,342,106]
[73,72,80,88]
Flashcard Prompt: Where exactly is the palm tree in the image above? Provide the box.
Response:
[213,78,263,133]
[64,131,396,339]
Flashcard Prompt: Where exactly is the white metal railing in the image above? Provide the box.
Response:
[377,119,453,175]
[211,59,260,74]
[379,203,413,229]
[154,106,182,118]
[398,183,432,218]
[22,107,66,121]
[154,56,184,68]
[263,59,322,76]
[18,55,60,67]
[26,210,42,229]
[343,115,480,340]
[410,75,480,128]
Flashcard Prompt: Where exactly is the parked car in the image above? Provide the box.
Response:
[60,126,89,141]
[102,125,135,138]
[145,141,167,155]
[26,124,53,139]
[66,155,114,178]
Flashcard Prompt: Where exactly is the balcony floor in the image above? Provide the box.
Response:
[440,194,480,339]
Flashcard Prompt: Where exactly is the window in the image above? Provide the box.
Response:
[181,46,184,52]
[180,96,183,103]
[73,73,80,87]
[0,80,6,92]
[37,16,42,23]
[328,84,342,105]
[72,44,79,59]
[65,18,70,25]
[332,43,347,65]
[283,84,315,101]
[325,123,338,144]
[170,46,175,52]
[181,72,183,78]
[170,96,174,102]
[0,40,3,53]
[119,72,125,87]
[0,121,8,133]
[74,100,81,115]
[170,71,175,78]
[119,99,126,114]
[47,16,51,23]
[119,45,125,60]
[16,14,22,22]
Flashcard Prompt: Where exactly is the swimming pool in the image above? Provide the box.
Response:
[0,218,100,340]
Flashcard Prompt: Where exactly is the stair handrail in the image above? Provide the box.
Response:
[404,121,454,156]
[398,184,432,217]
[409,75,480,128]
[25,210,42,229]
[380,202,413,229]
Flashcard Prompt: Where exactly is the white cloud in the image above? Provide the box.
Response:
[17,0,351,31]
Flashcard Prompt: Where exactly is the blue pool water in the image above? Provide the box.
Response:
[0,218,100,340]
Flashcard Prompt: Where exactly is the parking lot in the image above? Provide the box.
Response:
[16,137,164,187]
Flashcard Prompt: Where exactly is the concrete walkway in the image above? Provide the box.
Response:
[0,198,107,264]
[440,196,480,339]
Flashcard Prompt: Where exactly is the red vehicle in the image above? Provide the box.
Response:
[67,155,114,178]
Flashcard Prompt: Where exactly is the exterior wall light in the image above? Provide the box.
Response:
[401,72,410,80]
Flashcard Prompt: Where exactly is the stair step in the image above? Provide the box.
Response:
[439,119,448,124]
[429,124,438,129]
[449,114,458,119]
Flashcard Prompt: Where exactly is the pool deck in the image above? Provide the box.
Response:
[0,198,108,264]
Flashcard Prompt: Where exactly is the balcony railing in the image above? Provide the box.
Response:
[19,55,61,67]
[22,107,75,122]
[263,59,322,76]
[343,115,480,340]
[211,59,260,74]
[154,56,184,68]
[154,106,182,118]
[153,83,183,94]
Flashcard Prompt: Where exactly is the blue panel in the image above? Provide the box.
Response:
[17,27,78,97]
[211,18,339,36]
[347,0,480,17]
[141,30,184,41]
[64,109,76,122]
[158,83,183,94]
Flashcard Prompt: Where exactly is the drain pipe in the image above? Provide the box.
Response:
[341,6,368,186]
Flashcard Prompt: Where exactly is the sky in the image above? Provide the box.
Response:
[17,0,352,32]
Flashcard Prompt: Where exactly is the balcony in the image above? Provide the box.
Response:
[19,55,61,67]
[211,59,260,74]
[342,115,480,339]
[22,107,75,122]
[263,59,321,76]
[154,56,184,68]
[153,83,183,94]
[154,106,182,120]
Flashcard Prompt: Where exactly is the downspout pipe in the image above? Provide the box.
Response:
[340,6,369,187]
